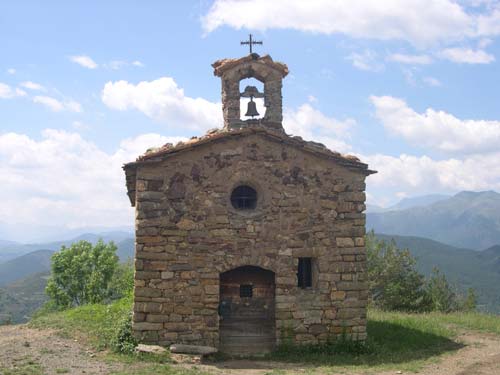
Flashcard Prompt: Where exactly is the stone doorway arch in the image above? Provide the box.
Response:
[219,266,275,355]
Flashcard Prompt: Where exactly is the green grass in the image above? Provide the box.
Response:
[30,295,132,351]
[267,309,462,372]
[109,364,209,375]
[29,298,500,374]
[429,311,500,334]
[0,356,44,375]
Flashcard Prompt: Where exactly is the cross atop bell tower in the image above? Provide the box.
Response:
[212,46,288,132]
[240,34,263,54]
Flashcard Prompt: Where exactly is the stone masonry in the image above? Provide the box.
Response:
[124,53,375,352]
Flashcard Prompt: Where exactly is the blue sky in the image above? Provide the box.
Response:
[1,0,500,241]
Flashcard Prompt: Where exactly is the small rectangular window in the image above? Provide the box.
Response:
[240,284,253,298]
[298,258,312,288]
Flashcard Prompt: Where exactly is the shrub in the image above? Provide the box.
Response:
[110,310,137,354]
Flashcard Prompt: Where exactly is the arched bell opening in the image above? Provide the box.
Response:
[219,265,276,355]
[239,78,265,121]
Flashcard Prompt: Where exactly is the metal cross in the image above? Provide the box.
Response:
[240,34,263,54]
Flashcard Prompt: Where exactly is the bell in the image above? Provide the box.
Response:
[245,97,259,118]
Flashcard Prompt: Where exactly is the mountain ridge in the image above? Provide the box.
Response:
[368,190,500,249]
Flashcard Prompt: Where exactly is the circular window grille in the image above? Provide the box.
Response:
[231,185,257,210]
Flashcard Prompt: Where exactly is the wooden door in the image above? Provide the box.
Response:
[219,266,275,355]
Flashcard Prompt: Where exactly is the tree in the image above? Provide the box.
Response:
[46,240,119,308]
[366,232,428,312]
[425,268,458,312]
[461,288,477,312]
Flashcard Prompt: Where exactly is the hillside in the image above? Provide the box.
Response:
[377,234,500,313]
[368,191,500,249]
[0,272,49,324]
[0,249,53,286]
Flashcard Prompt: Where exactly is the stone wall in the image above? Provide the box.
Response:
[132,133,368,347]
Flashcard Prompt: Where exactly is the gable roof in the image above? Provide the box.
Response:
[123,126,376,206]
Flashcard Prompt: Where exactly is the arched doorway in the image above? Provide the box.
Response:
[219,266,275,355]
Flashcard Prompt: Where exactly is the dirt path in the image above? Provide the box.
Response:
[0,325,124,375]
[1,324,500,375]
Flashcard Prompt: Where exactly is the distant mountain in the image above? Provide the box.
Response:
[0,250,53,286]
[377,234,500,313]
[0,231,134,264]
[0,222,133,244]
[116,238,134,261]
[387,194,450,211]
[368,191,500,249]
[0,236,134,286]
[366,204,387,213]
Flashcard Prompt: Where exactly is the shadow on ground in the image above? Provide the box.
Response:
[204,319,464,370]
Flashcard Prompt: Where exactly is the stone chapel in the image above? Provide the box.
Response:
[124,50,375,355]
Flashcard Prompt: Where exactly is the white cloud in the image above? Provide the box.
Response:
[440,47,495,63]
[371,95,500,154]
[101,77,222,131]
[477,7,500,37]
[202,0,475,47]
[132,60,144,67]
[69,55,98,69]
[387,53,433,65]
[283,103,354,153]
[20,81,46,91]
[423,76,442,87]
[33,95,83,113]
[7,68,16,75]
[0,83,26,99]
[365,151,500,196]
[347,50,383,72]
[0,130,186,230]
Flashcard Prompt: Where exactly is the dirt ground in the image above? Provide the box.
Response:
[1,324,500,375]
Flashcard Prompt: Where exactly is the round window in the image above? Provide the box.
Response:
[231,185,257,210]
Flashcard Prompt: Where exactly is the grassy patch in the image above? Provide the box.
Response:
[431,311,500,335]
[267,309,463,372]
[110,364,209,375]
[0,357,44,375]
[30,295,132,351]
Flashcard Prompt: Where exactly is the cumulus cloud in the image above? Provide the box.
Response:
[20,81,46,91]
[101,77,222,131]
[387,53,433,65]
[347,50,384,72]
[365,152,500,199]
[202,0,476,47]
[371,95,500,154]
[33,96,82,113]
[0,130,185,230]
[0,83,26,99]
[69,55,98,69]
[440,47,495,63]
[7,68,16,75]
[283,103,355,153]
